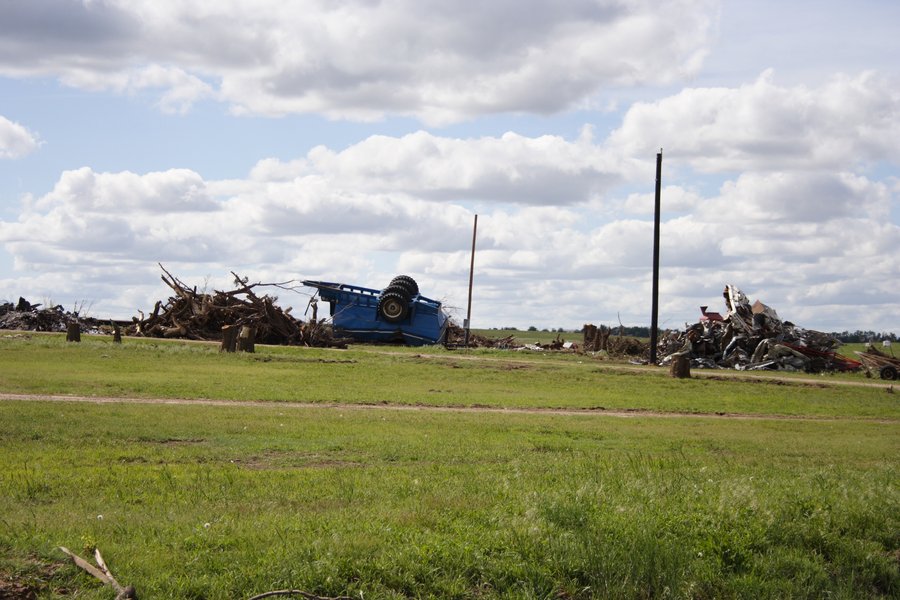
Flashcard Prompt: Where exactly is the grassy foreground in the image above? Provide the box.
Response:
[0,334,898,599]
[0,333,897,418]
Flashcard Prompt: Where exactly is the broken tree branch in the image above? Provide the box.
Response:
[58,546,137,599]
[128,266,345,348]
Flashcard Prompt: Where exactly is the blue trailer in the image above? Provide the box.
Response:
[302,276,449,346]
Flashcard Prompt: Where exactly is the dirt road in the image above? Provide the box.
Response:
[2,392,894,423]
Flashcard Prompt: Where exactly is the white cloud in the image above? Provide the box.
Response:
[28,167,216,213]
[56,64,215,114]
[0,0,718,122]
[2,71,899,331]
[706,171,891,224]
[607,70,900,173]
[623,185,704,215]
[296,129,625,204]
[0,115,40,158]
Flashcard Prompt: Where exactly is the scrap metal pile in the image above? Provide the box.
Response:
[0,297,105,333]
[657,284,861,373]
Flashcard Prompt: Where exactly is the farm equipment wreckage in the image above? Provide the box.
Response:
[0,269,894,375]
[302,276,450,346]
[855,344,900,380]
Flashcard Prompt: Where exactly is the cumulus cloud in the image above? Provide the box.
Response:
[260,128,625,205]
[2,71,899,330]
[2,157,897,328]
[623,185,704,215]
[0,115,40,158]
[27,167,217,213]
[0,0,717,122]
[706,171,891,224]
[59,64,216,114]
[5,126,611,276]
[607,70,900,173]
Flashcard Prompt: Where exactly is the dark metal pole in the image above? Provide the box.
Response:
[464,214,478,347]
[650,150,662,364]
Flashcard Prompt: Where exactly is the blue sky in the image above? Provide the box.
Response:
[1,0,898,333]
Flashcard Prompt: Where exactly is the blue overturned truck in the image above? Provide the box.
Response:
[302,276,450,346]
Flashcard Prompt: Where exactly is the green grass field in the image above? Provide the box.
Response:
[1,333,897,599]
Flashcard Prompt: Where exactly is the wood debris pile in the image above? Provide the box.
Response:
[444,323,518,348]
[582,324,648,357]
[444,322,519,349]
[606,335,648,357]
[127,266,344,347]
[445,325,585,351]
[656,284,861,373]
[520,333,578,352]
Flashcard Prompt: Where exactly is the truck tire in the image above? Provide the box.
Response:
[880,365,898,380]
[381,284,412,302]
[390,275,419,297]
[378,291,409,323]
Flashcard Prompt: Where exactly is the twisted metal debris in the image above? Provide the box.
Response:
[657,285,861,373]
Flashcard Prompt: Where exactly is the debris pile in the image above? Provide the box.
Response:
[518,333,578,352]
[582,324,610,352]
[127,265,344,347]
[583,324,648,357]
[1,297,83,332]
[657,285,861,373]
[444,325,582,351]
[445,324,519,348]
[607,335,648,357]
[854,343,900,380]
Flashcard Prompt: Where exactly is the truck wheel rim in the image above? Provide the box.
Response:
[382,300,404,319]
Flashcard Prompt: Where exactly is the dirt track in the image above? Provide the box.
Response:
[2,392,895,423]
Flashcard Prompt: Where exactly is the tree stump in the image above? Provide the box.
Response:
[220,325,239,352]
[237,325,256,353]
[113,325,122,344]
[598,326,610,351]
[66,323,81,343]
[583,324,611,352]
[670,354,691,378]
[583,324,597,351]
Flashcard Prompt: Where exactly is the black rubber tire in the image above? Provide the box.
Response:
[377,291,409,323]
[390,275,419,296]
[381,284,411,302]
[880,365,898,380]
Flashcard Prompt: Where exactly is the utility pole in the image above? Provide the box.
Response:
[650,150,662,364]
[464,214,478,347]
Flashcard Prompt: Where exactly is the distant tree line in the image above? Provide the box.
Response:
[490,326,897,342]
[831,330,898,343]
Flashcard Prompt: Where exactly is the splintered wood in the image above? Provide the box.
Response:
[583,324,648,357]
[59,547,137,599]
[129,264,344,349]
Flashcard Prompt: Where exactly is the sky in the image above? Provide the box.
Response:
[0,0,898,334]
